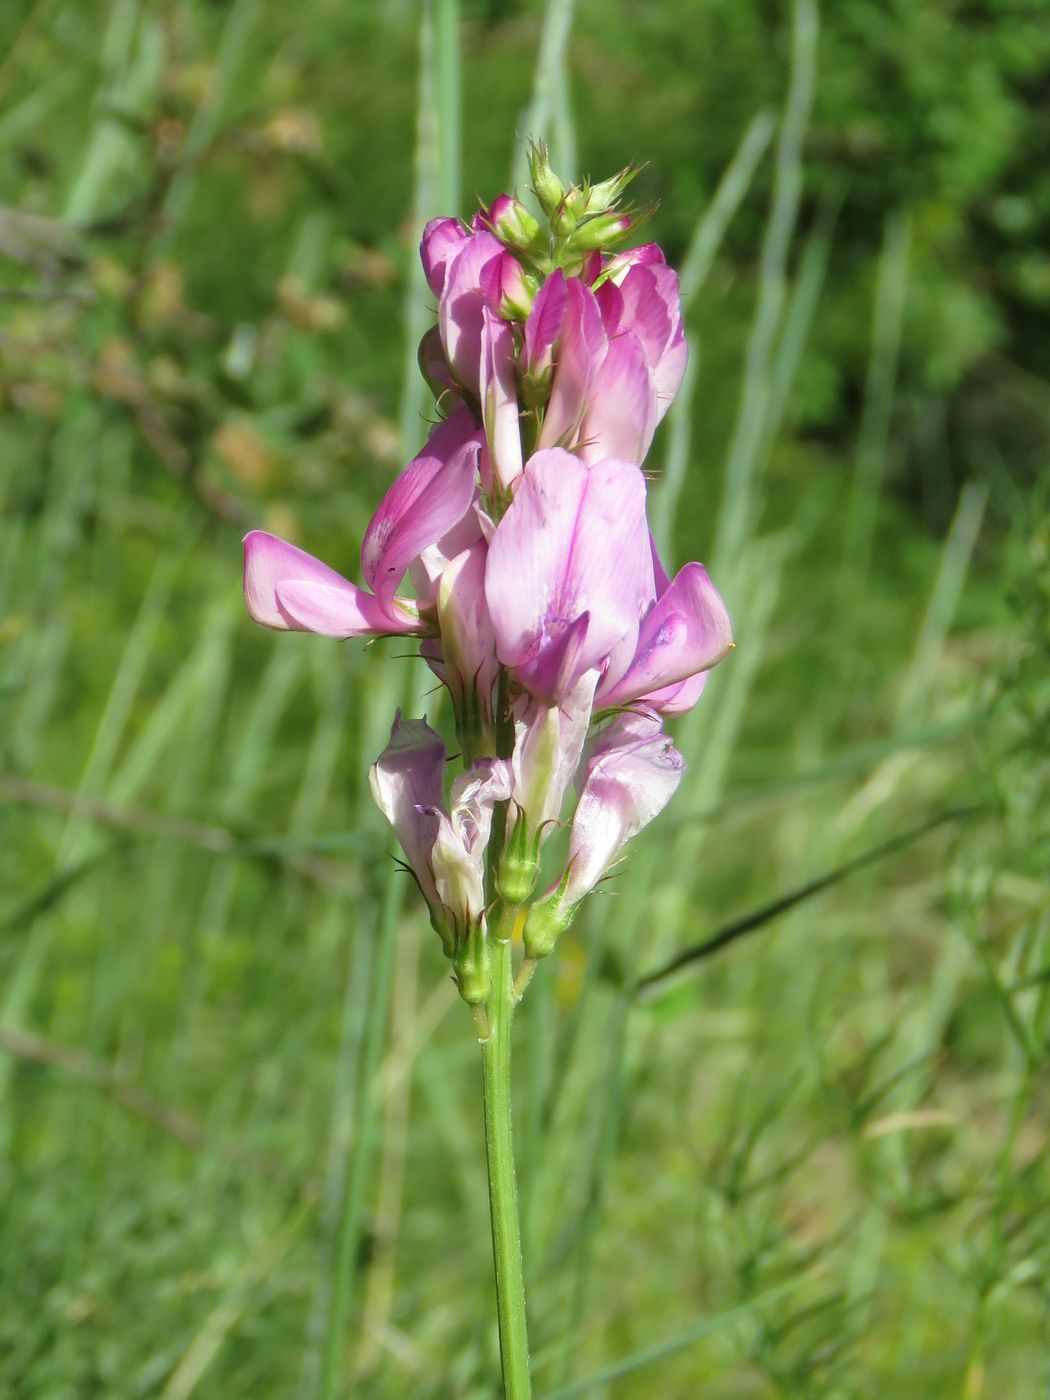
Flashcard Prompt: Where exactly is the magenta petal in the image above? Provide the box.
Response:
[603,243,667,284]
[537,279,607,452]
[597,562,733,707]
[485,449,653,702]
[361,405,481,607]
[616,266,674,366]
[420,217,469,297]
[577,329,657,465]
[523,269,568,379]
[515,610,592,703]
[438,230,505,396]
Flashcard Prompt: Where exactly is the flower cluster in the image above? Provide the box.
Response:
[243,146,732,1002]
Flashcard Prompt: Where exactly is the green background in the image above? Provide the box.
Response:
[1,1,1048,1395]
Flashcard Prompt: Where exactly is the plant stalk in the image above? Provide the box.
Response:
[480,924,532,1399]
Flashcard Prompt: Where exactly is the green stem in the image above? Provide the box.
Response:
[480,926,532,1399]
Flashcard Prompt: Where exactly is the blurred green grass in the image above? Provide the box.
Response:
[1,1,1049,1396]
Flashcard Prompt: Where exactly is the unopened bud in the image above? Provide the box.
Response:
[485,194,547,259]
[580,164,638,215]
[522,895,575,961]
[528,142,566,219]
[518,367,552,410]
[566,211,633,254]
[481,251,538,321]
[497,817,540,905]
[454,923,491,1005]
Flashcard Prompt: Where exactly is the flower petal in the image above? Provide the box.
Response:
[522,269,568,380]
[485,449,653,701]
[576,328,657,465]
[537,279,607,452]
[431,758,511,928]
[368,713,447,907]
[437,540,500,742]
[276,579,422,637]
[420,217,469,297]
[558,711,685,904]
[638,669,708,716]
[438,230,505,396]
[479,307,523,491]
[597,562,732,707]
[510,670,598,835]
[361,405,482,608]
[243,530,411,637]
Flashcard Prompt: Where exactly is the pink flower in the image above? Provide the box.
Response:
[479,307,523,491]
[596,543,732,713]
[243,407,482,639]
[594,261,687,431]
[524,711,685,956]
[520,258,688,465]
[428,538,500,756]
[420,217,470,298]
[438,230,505,398]
[484,448,654,704]
[534,277,608,452]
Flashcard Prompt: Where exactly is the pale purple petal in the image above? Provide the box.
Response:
[639,670,708,716]
[243,530,417,637]
[430,758,512,926]
[597,562,733,707]
[479,308,523,491]
[410,503,485,602]
[437,541,500,739]
[420,217,469,297]
[448,759,512,858]
[607,266,674,364]
[368,714,447,907]
[484,449,654,702]
[361,405,482,607]
[557,711,685,905]
[277,578,423,637]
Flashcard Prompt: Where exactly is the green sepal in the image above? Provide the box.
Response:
[453,920,491,1005]
[497,814,540,906]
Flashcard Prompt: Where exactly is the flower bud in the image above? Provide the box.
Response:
[453,922,491,1004]
[565,211,633,254]
[484,194,547,260]
[496,815,540,906]
[528,141,566,219]
[480,250,537,322]
[575,164,638,218]
[522,885,575,960]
